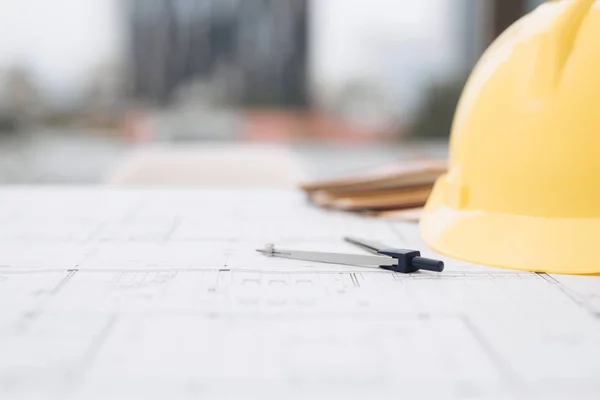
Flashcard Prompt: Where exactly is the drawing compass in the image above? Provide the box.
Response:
[256,237,444,274]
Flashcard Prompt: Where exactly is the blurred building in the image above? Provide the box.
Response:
[0,0,546,136]
[127,0,309,108]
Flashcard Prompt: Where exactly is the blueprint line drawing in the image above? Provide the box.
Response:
[1,188,599,400]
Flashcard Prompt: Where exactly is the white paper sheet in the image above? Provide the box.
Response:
[1,188,599,400]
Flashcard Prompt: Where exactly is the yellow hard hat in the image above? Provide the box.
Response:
[420,0,600,275]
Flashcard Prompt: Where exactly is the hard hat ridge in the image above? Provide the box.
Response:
[420,0,600,275]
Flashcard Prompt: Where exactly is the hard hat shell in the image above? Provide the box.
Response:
[420,0,600,274]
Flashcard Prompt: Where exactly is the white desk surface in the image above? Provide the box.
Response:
[0,187,599,400]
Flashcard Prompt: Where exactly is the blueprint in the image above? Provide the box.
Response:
[0,188,599,400]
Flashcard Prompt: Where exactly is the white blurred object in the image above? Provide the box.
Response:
[105,143,307,187]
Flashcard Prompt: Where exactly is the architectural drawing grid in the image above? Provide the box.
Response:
[0,188,599,400]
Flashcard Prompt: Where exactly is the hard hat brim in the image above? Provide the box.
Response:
[420,177,600,275]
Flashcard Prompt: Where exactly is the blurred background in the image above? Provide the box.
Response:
[0,0,546,185]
